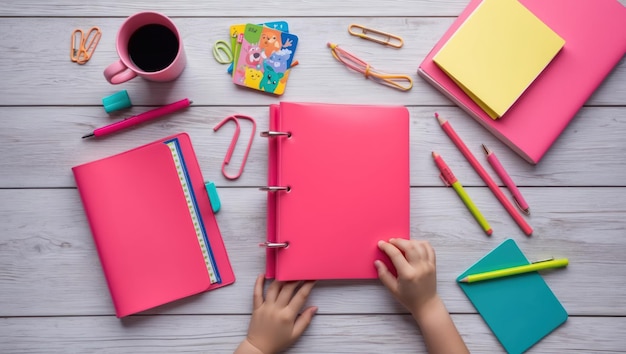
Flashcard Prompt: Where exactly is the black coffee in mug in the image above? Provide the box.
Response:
[128,24,179,72]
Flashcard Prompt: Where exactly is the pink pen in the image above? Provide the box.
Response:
[482,144,530,215]
[82,98,191,138]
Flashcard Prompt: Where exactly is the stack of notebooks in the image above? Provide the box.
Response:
[227,21,299,95]
[418,0,626,164]
[72,133,235,317]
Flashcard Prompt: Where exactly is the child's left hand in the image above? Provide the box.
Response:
[235,274,317,354]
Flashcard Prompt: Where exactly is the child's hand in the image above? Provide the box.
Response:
[375,239,438,319]
[235,274,317,354]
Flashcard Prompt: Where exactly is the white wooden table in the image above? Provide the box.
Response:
[1,1,625,353]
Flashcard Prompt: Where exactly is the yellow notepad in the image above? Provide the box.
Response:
[433,0,565,119]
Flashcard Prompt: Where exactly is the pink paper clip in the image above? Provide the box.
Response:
[213,115,257,180]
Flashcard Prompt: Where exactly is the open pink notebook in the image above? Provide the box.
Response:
[72,133,235,317]
[263,102,411,281]
[418,0,626,164]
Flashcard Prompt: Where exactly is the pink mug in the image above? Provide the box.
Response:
[104,12,186,84]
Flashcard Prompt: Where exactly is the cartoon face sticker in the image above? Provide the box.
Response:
[245,46,264,69]
[260,62,284,93]
[244,67,263,88]
[267,49,292,73]
[260,30,282,57]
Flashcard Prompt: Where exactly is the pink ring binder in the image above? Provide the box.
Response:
[261,102,411,281]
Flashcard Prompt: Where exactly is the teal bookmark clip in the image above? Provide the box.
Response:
[205,181,221,213]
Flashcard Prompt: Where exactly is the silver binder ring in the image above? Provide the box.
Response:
[259,186,291,192]
[260,131,291,138]
[259,241,289,248]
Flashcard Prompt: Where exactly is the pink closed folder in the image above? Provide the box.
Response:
[264,102,411,281]
[72,133,235,317]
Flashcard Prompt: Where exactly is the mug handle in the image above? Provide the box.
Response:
[103,60,137,84]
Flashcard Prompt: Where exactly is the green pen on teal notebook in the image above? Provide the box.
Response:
[457,239,568,354]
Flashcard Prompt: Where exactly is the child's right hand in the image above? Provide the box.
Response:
[235,274,317,354]
[375,239,439,319]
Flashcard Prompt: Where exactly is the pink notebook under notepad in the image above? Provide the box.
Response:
[262,102,411,281]
[418,0,626,164]
[72,133,235,317]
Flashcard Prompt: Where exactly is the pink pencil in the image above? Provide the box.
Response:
[435,113,533,236]
[482,144,530,215]
[83,98,191,138]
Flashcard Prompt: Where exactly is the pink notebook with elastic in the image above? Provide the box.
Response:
[72,133,235,317]
[263,102,411,281]
[418,0,626,164]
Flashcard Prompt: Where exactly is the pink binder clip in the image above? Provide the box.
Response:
[213,115,257,180]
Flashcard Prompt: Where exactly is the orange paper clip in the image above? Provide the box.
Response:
[213,115,257,180]
[327,42,413,91]
[70,26,101,64]
[348,24,403,48]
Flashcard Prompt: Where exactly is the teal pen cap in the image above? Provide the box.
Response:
[102,89,132,113]
[205,181,221,213]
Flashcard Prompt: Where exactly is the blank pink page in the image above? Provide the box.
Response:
[272,102,411,280]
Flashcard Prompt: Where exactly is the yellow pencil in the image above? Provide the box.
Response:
[459,258,569,283]
[432,152,492,236]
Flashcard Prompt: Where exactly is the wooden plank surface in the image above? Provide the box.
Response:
[0,17,625,107]
[0,0,624,16]
[1,0,625,353]
[1,187,624,317]
[1,315,625,354]
[0,106,625,188]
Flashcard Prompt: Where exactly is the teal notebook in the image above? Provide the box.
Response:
[457,239,568,354]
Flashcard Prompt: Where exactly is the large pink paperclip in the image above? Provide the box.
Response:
[213,115,257,180]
